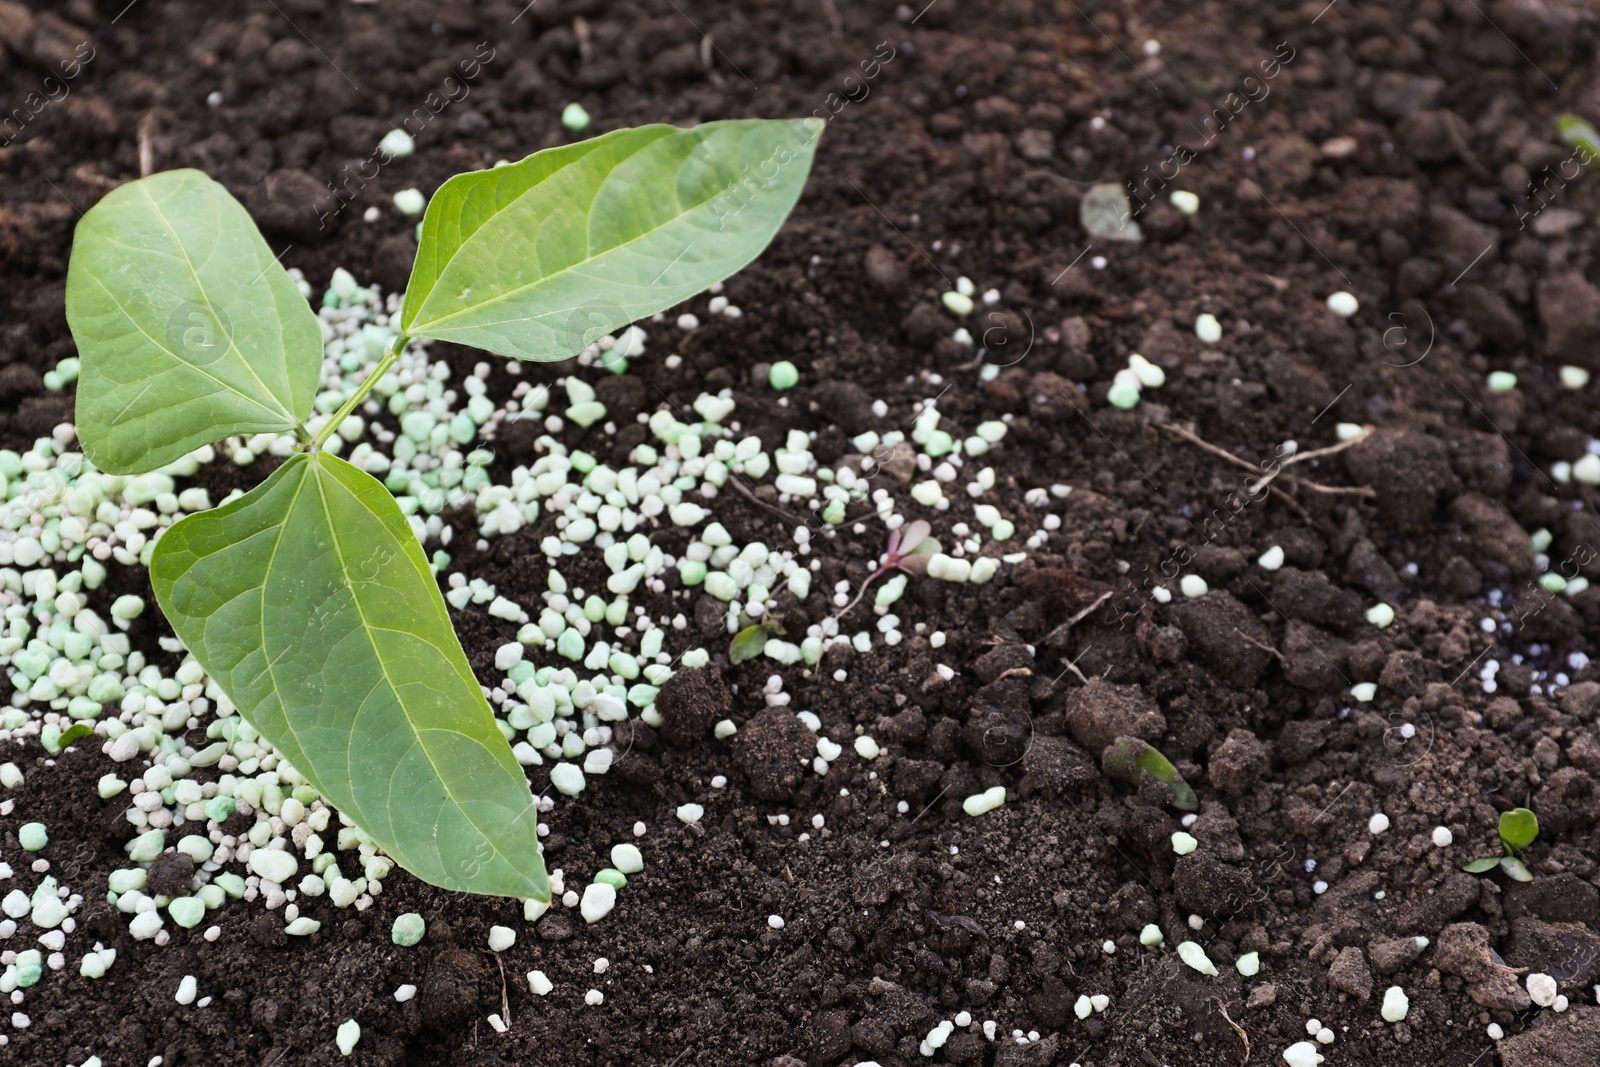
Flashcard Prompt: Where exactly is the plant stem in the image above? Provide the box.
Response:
[310,333,407,452]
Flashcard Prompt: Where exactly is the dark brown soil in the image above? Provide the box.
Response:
[4,1,1600,1065]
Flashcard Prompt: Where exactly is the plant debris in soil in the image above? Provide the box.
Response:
[5,1,1600,1066]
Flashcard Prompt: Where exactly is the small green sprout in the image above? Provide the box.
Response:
[1463,807,1540,882]
[1557,114,1600,160]
[1102,736,1199,811]
[729,617,786,665]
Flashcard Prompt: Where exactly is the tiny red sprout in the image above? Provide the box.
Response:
[835,520,936,619]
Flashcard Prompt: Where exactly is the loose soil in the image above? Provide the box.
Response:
[3,1,1600,1065]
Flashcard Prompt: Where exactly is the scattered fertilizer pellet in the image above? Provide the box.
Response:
[1528,972,1558,1007]
[594,957,610,974]
[585,989,604,1006]
[768,915,785,930]
[392,188,426,216]
[1365,603,1395,628]
[769,361,799,390]
[394,984,417,1003]
[562,103,591,131]
[378,129,415,159]
[1335,422,1364,441]
[1315,1028,1335,1044]
[1369,813,1390,835]
[1350,682,1377,702]
[854,736,881,760]
[1179,575,1208,598]
[1282,1041,1324,1067]
[1325,291,1359,317]
[391,913,426,946]
[962,786,1006,816]
[1381,985,1409,1022]
[611,844,644,874]
[1432,826,1453,847]
[1169,190,1199,215]
[1237,952,1260,976]
[528,970,553,996]
[1102,940,1116,954]
[1560,365,1590,389]
[1487,1022,1504,1039]
[1486,371,1517,392]
[580,883,617,924]
[488,926,516,952]
[336,1019,361,1056]
[1177,941,1218,976]
[1194,313,1222,343]
[1171,832,1198,855]
[17,824,47,852]
[1139,924,1164,946]
[676,803,704,823]
[1258,545,1285,571]
[175,975,197,1005]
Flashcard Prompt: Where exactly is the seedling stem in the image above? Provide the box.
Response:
[309,333,408,452]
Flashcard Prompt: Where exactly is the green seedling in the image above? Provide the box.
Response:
[1463,807,1540,882]
[833,520,938,620]
[1102,736,1199,811]
[65,119,823,897]
[1557,114,1600,161]
[729,617,786,665]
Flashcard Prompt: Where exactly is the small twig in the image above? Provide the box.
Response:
[496,954,511,1028]
[137,113,155,177]
[1209,997,1250,1064]
[819,0,844,35]
[1234,628,1285,666]
[1067,589,1114,629]
[726,475,809,527]
[700,35,724,87]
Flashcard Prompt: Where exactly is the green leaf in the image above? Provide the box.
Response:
[1558,114,1600,159]
[1135,745,1199,811]
[402,119,823,361]
[150,452,546,899]
[729,624,769,665]
[1462,857,1501,874]
[66,169,321,475]
[56,723,97,749]
[1499,856,1534,882]
[1499,808,1539,851]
